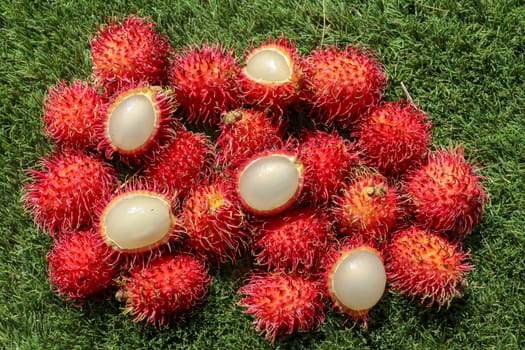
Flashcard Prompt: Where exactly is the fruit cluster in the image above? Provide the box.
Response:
[23,15,487,343]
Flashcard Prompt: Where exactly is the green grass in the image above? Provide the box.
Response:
[1,0,524,349]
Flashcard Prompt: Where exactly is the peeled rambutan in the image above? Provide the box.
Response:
[180,177,250,263]
[47,229,119,300]
[238,36,303,114]
[352,100,432,176]
[90,15,172,92]
[97,85,177,164]
[23,150,118,234]
[298,130,361,205]
[42,80,105,150]
[386,226,472,307]
[118,253,211,326]
[402,146,487,239]
[215,109,283,170]
[252,208,334,273]
[301,45,387,128]
[238,271,326,343]
[333,172,401,242]
[170,44,241,125]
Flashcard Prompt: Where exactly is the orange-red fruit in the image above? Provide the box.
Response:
[42,81,105,150]
[90,15,172,92]
[47,229,119,299]
[23,150,118,234]
[170,44,241,125]
[386,227,472,307]
[119,253,211,326]
[253,208,334,273]
[215,109,283,170]
[353,100,432,176]
[334,173,401,242]
[238,36,303,114]
[403,147,487,238]
[238,272,326,343]
[298,130,361,205]
[181,178,250,263]
[302,45,387,128]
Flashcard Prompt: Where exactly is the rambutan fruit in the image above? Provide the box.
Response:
[180,177,250,263]
[301,45,387,128]
[238,271,326,343]
[333,172,401,242]
[325,244,386,326]
[170,44,241,125]
[352,100,432,176]
[298,130,361,205]
[402,146,487,239]
[97,85,177,164]
[253,208,334,273]
[215,109,283,170]
[42,80,105,150]
[118,253,211,326]
[90,15,172,92]
[47,229,119,300]
[386,226,472,307]
[23,150,118,234]
[236,150,304,216]
[238,36,303,114]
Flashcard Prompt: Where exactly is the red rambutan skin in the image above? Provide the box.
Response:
[142,126,216,202]
[333,172,402,242]
[120,253,211,326]
[90,15,173,93]
[385,226,472,308]
[23,150,118,235]
[47,229,119,300]
[252,208,335,274]
[301,45,387,128]
[402,146,487,239]
[238,36,303,114]
[42,80,105,150]
[215,109,283,170]
[352,100,432,176]
[298,130,361,205]
[180,177,250,263]
[170,44,241,126]
[238,271,326,343]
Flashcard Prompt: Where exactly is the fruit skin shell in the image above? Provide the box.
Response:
[301,45,387,128]
[23,150,118,235]
[42,80,105,150]
[385,226,472,307]
[90,15,173,93]
[47,229,119,300]
[238,271,326,343]
[170,44,241,126]
[402,146,487,239]
[119,253,211,326]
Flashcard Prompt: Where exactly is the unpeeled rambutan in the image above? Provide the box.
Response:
[386,226,472,307]
[402,146,487,239]
[90,15,172,92]
[353,100,432,176]
[118,253,211,325]
[238,271,326,343]
[23,150,118,234]
[170,44,241,125]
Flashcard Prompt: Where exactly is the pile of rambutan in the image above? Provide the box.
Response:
[22,14,488,344]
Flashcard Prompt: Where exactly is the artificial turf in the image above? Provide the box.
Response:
[1,0,524,349]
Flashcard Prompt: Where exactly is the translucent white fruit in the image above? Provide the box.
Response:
[107,93,157,152]
[245,48,292,83]
[238,153,303,215]
[330,247,386,312]
[101,191,174,251]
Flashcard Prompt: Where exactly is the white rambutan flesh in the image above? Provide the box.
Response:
[245,48,292,83]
